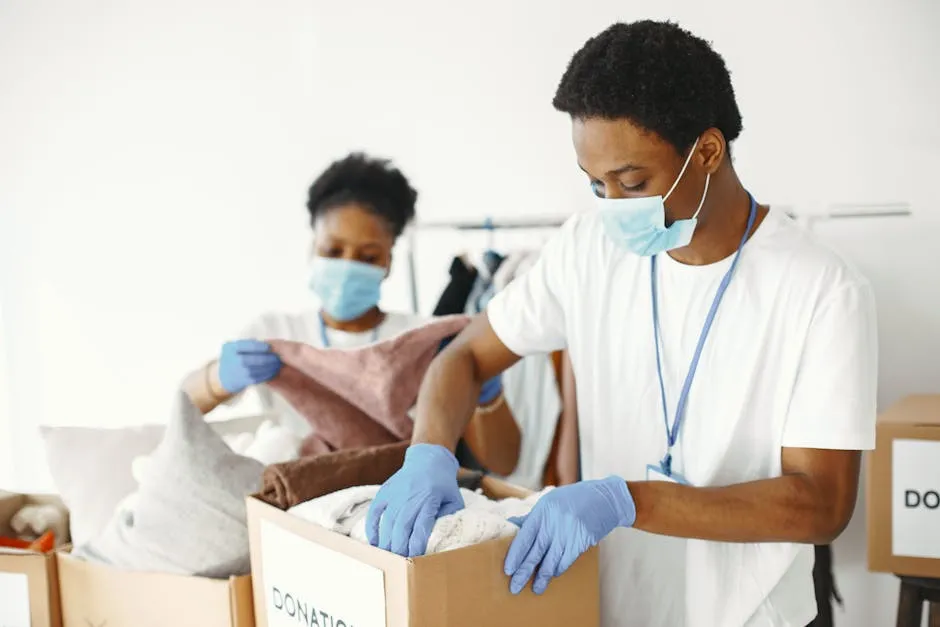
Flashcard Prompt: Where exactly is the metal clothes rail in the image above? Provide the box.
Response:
[405,217,567,313]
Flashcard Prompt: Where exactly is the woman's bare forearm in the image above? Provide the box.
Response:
[413,313,522,452]
[182,360,232,414]
[555,352,580,485]
[464,396,521,475]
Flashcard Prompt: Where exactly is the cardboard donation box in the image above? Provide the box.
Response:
[0,492,65,627]
[56,552,255,627]
[247,475,599,627]
[868,394,940,577]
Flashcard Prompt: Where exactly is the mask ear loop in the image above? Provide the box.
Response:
[691,173,711,219]
[663,137,700,203]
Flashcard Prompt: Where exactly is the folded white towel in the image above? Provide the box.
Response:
[223,431,255,456]
[288,485,552,554]
[289,485,379,536]
[222,420,302,465]
[242,420,303,466]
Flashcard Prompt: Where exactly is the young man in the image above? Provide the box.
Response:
[365,20,877,627]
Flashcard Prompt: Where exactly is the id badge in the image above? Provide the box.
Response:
[646,463,690,485]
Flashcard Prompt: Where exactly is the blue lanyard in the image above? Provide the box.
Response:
[318,313,380,348]
[650,193,758,476]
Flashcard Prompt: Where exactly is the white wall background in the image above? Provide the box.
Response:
[1,1,938,625]
[0,0,322,471]
[812,215,940,627]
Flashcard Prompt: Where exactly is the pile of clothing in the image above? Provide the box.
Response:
[71,316,469,578]
[288,484,549,555]
[259,439,545,556]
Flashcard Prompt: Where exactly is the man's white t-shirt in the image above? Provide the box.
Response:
[486,208,878,627]
[232,310,428,438]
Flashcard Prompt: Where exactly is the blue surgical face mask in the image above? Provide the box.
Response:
[598,138,711,256]
[308,257,385,322]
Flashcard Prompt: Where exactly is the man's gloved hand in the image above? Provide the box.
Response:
[478,373,503,406]
[505,476,636,595]
[366,444,464,557]
[217,339,283,394]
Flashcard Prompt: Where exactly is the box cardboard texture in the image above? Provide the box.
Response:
[868,394,940,577]
[0,492,65,627]
[247,474,599,627]
[56,552,255,627]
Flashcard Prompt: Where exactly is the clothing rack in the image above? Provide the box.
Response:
[414,217,568,231]
[405,217,567,313]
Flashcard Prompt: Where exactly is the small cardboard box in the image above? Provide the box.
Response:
[868,394,940,577]
[247,474,599,627]
[56,551,255,627]
[0,492,65,627]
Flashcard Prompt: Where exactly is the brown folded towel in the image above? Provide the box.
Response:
[259,441,409,509]
[267,315,471,456]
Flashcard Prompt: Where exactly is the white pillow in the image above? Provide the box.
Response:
[41,423,163,547]
[41,413,270,547]
[242,420,302,466]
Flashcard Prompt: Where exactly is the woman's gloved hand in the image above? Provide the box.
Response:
[217,339,282,394]
[478,373,503,405]
[505,476,636,595]
[366,443,464,557]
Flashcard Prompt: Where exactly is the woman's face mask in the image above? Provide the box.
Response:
[308,257,385,321]
[597,137,710,256]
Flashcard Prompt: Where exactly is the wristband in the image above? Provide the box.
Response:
[205,360,226,402]
[478,376,503,405]
[475,392,506,415]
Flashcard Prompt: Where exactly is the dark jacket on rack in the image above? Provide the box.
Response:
[433,257,478,316]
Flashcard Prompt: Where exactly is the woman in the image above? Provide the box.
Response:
[183,152,520,474]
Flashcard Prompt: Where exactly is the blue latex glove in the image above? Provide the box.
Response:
[217,339,282,394]
[366,444,464,557]
[478,373,502,405]
[505,476,636,595]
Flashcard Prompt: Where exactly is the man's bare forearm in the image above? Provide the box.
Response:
[412,346,482,450]
[629,473,855,545]
[412,313,524,454]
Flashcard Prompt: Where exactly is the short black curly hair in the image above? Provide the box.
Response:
[553,21,743,154]
[306,152,417,238]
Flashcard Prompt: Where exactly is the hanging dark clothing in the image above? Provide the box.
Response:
[807,544,842,627]
[433,257,478,316]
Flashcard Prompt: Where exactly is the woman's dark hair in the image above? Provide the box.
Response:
[306,152,418,237]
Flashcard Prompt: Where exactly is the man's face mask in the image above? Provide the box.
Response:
[598,138,710,256]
